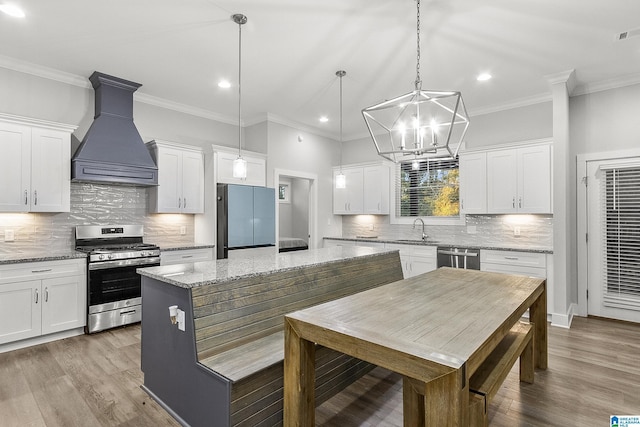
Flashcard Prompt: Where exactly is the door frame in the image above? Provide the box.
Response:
[273,168,318,250]
[576,147,640,317]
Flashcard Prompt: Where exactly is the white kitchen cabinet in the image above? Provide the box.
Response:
[0,117,74,213]
[333,167,363,214]
[216,150,266,187]
[0,259,86,345]
[459,152,487,214]
[363,165,390,214]
[487,144,551,214]
[333,163,390,215]
[161,247,214,265]
[147,140,204,214]
[385,243,436,278]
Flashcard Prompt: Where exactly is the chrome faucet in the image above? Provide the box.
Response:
[412,218,428,242]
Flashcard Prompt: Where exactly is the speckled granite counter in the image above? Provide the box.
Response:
[324,237,553,254]
[137,246,395,288]
[0,250,87,265]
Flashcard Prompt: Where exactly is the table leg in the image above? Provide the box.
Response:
[283,318,316,427]
[529,280,548,370]
[403,368,467,427]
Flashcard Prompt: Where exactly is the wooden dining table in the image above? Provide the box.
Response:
[283,267,547,426]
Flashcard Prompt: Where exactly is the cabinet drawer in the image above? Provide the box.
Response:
[0,259,85,284]
[480,250,546,268]
[161,248,214,265]
[481,263,546,279]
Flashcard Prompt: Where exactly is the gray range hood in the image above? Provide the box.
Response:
[71,72,158,186]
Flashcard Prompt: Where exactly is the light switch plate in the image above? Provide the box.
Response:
[180,226,187,235]
[514,227,521,236]
[4,229,15,242]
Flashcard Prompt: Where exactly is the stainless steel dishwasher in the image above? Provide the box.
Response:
[437,247,480,270]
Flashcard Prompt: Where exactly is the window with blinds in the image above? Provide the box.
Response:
[601,166,640,309]
[396,158,459,217]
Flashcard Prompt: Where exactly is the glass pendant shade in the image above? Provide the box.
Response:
[232,156,247,179]
[335,172,346,189]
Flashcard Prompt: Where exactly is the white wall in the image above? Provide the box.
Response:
[265,121,342,245]
[292,178,310,241]
[278,177,293,237]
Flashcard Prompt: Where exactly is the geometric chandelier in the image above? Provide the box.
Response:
[362,0,469,163]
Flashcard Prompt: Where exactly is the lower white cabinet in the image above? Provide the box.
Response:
[161,248,214,265]
[480,249,546,278]
[385,244,437,278]
[0,259,86,345]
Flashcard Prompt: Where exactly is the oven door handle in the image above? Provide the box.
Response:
[88,257,161,270]
[437,250,478,257]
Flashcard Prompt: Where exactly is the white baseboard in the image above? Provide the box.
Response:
[0,327,85,353]
[550,303,577,328]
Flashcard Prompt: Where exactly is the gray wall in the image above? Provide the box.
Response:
[291,178,310,241]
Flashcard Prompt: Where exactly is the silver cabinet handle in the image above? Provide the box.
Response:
[178,198,182,208]
[512,197,515,208]
[34,190,37,205]
[45,287,49,302]
[24,190,28,205]
[519,197,522,208]
[461,199,464,210]
[35,288,39,304]
[181,255,193,259]
[31,268,52,273]
[504,256,519,260]
[184,198,187,208]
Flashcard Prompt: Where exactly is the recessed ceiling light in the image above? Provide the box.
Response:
[218,80,231,89]
[319,116,329,123]
[0,4,25,17]
[477,73,492,82]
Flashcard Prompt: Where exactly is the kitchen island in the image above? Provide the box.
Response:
[137,246,403,427]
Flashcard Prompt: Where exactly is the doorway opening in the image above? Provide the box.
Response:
[274,169,318,251]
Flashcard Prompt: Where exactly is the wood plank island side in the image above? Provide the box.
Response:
[284,268,547,427]
[137,246,404,427]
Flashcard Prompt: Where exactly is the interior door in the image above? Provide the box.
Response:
[586,159,640,322]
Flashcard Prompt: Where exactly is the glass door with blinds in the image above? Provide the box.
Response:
[587,158,640,323]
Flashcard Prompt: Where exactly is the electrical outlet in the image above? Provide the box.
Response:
[369,224,374,231]
[4,229,15,242]
[180,226,187,235]
[514,227,521,237]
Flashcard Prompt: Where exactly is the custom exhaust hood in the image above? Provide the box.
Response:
[71,71,158,186]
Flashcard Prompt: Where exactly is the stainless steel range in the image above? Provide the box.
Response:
[75,225,160,333]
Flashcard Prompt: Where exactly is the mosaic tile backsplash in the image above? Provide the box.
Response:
[0,182,194,256]
[341,214,553,250]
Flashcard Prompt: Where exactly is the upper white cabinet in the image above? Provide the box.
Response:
[486,144,551,214]
[333,163,390,215]
[216,150,266,187]
[147,140,204,214]
[0,115,75,213]
[459,152,487,214]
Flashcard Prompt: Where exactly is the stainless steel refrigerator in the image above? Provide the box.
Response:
[216,183,276,259]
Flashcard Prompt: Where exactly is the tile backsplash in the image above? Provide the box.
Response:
[0,182,194,255]
[341,214,553,249]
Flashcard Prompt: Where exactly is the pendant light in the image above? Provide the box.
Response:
[335,70,347,189]
[232,13,248,179]
[362,0,469,162]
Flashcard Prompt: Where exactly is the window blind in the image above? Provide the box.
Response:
[601,167,640,310]
[395,158,459,217]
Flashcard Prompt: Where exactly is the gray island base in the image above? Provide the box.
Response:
[137,246,403,427]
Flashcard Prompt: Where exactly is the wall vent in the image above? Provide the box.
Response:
[617,28,640,41]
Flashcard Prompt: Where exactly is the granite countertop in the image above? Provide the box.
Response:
[138,246,396,289]
[158,244,216,252]
[324,236,553,254]
[0,250,87,265]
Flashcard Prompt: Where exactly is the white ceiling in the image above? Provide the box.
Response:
[1,0,640,140]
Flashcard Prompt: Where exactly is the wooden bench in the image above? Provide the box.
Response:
[191,251,404,426]
[469,321,535,427]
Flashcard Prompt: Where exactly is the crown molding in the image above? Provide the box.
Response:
[573,72,640,96]
[466,92,552,117]
[133,92,237,125]
[0,54,89,88]
[0,112,78,132]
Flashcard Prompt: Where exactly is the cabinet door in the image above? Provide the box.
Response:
[333,169,348,214]
[181,150,204,214]
[41,275,86,335]
[459,152,487,214]
[518,144,551,213]
[0,280,41,344]
[410,255,437,276]
[487,149,517,213]
[345,168,364,213]
[30,128,71,212]
[156,147,183,213]
[217,151,266,187]
[363,165,390,214]
[0,123,31,212]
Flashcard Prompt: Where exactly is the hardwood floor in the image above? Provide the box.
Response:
[1,316,638,426]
